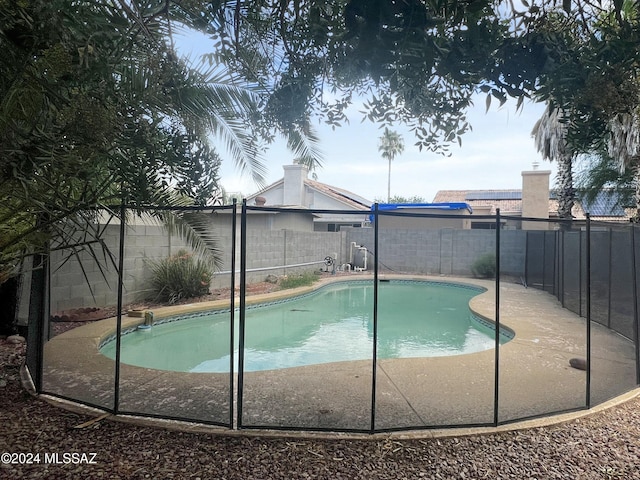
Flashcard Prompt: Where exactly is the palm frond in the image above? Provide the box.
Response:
[285,122,324,171]
[608,113,640,172]
[532,104,570,162]
[150,210,223,271]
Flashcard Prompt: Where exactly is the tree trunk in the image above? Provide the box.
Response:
[387,158,391,203]
[556,155,574,227]
[632,162,640,223]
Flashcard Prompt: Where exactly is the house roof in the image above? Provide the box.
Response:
[433,189,635,222]
[247,177,372,211]
[305,179,371,210]
[432,190,525,215]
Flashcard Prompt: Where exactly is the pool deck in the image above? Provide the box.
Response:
[40,274,638,438]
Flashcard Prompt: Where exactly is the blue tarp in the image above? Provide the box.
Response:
[369,203,473,222]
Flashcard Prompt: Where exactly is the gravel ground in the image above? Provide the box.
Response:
[1,339,639,479]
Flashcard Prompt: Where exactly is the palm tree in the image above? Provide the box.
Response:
[0,0,324,282]
[378,128,405,203]
[608,112,640,222]
[532,104,575,223]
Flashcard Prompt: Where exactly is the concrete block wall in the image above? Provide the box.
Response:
[120,224,190,304]
[220,229,344,286]
[346,228,526,277]
[47,221,527,312]
[49,223,189,312]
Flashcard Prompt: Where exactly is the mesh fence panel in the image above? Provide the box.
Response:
[589,224,638,405]
[543,231,558,294]
[590,229,611,328]
[525,231,545,289]
[561,230,583,316]
[499,221,586,422]
[608,228,635,339]
[115,209,233,425]
[374,215,496,430]
[32,206,639,432]
[238,208,373,432]
[42,214,121,410]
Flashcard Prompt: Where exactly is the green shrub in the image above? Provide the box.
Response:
[278,271,319,290]
[147,249,212,304]
[471,253,496,278]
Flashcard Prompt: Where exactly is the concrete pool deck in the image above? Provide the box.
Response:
[39,274,638,437]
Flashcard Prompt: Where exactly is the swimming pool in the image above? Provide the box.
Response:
[100,280,513,372]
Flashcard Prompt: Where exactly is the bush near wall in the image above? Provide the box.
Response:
[471,253,497,278]
[147,249,212,304]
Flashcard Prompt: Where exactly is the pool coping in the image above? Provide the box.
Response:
[38,273,639,438]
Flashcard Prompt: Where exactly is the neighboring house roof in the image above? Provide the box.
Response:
[432,190,526,215]
[433,189,635,222]
[304,179,371,210]
[247,168,372,211]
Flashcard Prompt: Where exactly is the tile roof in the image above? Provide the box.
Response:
[305,179,371,210]
[433,189,636,221]
[247,176,371,210]
[432,190,524,215]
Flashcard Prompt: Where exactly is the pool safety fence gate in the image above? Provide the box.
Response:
[23,202,640,434]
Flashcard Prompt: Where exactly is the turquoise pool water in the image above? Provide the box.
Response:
[101,280,510,372]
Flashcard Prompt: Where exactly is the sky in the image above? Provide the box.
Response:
[177,31,557,204]
[219,98,556,203]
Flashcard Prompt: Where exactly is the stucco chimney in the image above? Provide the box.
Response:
[521,169,551,230]
[283,164,308,206]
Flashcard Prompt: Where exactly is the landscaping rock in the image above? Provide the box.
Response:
[569,357,587,370]
[6,335,25,344]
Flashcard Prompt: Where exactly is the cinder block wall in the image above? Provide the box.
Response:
[49,223,189,312]
[345,228,525,277]
[47,222,526,312]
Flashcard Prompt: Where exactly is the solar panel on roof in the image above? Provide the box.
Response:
[465,191,522,201]
[578,191,627,217]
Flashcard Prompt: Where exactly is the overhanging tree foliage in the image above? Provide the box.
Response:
[528,1,640,219]
[2,0,639,286]
[0,0,323,282]
[206,0,522,154]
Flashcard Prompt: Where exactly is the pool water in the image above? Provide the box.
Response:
[101,281,508,372]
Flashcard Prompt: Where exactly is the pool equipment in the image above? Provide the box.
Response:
[349,242,369,271]
[137,311,153,331]
[324,254,337,274]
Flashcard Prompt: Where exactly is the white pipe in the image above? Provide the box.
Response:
[358,246,368,270]
[349,242,358,264]
[217,260,325,275]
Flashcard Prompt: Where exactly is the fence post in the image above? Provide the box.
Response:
[370,203,379,433]
[237,199,247,429]
[493,208,501,426]
[630,225,639,385]
[113,202,126,414]
[585,214,591,409]
[26,248,48,393]
[607,227,613,329]
[229,199,237,427]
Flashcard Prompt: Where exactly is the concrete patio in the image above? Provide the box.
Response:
[40,274,637,435]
